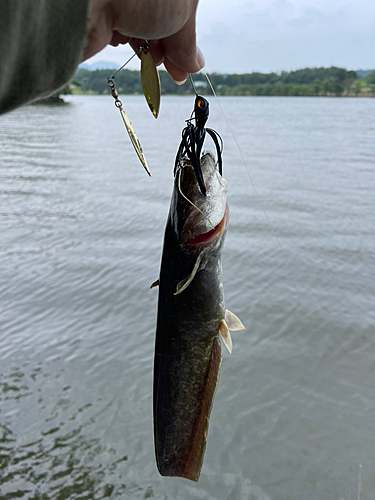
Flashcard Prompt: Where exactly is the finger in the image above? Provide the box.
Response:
[163,57,189,84]
[109,31,130,47]
[129,38,145,59]
[112,0,198,41]
[129,38,164,67]
[161,15,205,74]
[147,40,164,66]
[131,38,189,84]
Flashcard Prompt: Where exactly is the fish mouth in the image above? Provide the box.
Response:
[176,153,228,244]
[187,204,229,247]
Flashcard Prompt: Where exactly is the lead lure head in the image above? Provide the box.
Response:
[174,91,223,197]
[194,96,209,130]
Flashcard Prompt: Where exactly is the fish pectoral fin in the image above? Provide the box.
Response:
[150,279,159,289]
[225,310,246,331]
[174,252,204,295]
[219,310,245,353]
[219,320,233,354]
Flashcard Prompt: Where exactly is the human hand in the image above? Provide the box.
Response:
[83,0,205,83]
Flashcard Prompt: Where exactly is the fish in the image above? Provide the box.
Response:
[152,152,245,482]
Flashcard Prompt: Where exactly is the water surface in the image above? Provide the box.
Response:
[1,95,375,499]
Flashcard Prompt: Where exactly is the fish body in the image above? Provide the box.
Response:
[153,153,244,481]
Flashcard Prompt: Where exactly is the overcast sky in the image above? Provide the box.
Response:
[85,0,375,73]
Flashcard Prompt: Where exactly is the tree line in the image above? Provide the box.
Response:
[72,66,375,97]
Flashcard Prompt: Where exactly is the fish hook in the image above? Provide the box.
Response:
[174,92,223,196]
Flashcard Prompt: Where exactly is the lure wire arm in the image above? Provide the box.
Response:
[174,95,223,196]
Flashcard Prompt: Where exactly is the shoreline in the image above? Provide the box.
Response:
[68,90,375,98]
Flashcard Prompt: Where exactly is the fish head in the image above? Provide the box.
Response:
[171,152,229,248]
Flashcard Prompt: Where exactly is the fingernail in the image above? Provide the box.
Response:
[175,78,187,86]
[196,45,205,70]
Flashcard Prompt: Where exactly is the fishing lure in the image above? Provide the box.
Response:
[108,41,161,176]
[174,84,223,196]
[140,46,161,118]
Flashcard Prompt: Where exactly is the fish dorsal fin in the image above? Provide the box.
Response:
[219,320,233,354]
[174,251,204,295]
[150,279,159,289]
[225,310,245,331]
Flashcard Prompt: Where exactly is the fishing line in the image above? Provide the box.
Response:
[203,72,264,207]
[110,49,140,79]
[189,74,199,96]
[202,71,302,306]
[177,168,215,230]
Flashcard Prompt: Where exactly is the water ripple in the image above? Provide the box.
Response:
[1,96,375,499]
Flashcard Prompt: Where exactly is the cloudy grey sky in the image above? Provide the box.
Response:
[86,0,375,73]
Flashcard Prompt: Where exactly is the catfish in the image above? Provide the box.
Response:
[152,152,245,482]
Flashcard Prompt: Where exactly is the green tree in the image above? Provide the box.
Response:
[322,79,330,96]
[365,70,375,85]
[351,79,363,96]
[312,79,322,96]
[71,66,373,98]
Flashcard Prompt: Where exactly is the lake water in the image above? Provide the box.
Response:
[0,95,375,500]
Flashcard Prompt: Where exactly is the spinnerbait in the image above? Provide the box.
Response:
[174,94,223,196]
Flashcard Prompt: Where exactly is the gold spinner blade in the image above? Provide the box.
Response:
[141,48,161,119]
[118,104,151,176]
